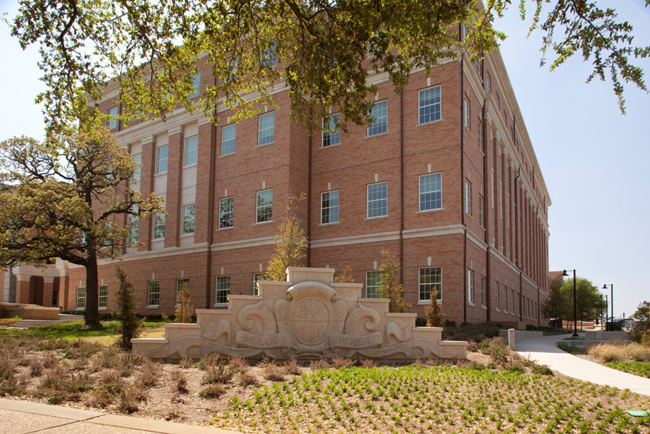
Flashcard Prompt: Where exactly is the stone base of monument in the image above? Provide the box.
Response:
[132,267,467,360]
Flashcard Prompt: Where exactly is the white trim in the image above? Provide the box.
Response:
[310,231,400,249]
[402,224,465,239]
[211,236,275,251]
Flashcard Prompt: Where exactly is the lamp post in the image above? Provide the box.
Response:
[562,269,578,337]
[603,284,613,330]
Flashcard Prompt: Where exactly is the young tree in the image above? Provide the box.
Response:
[334,265,355,283]
[175,280,194,323]
[542,274,568,328]
[113,266,143,350]
[0,127,162,326]
[632,301,650,345]
[424,289,444,327]
[266,193,308,282]
[377,250,410,313]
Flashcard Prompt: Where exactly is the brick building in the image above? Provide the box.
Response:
[1,44,551,328]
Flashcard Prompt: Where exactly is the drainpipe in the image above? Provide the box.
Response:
[307,132,312,267]
[205,75,217,308]
[483,103,490,322]
[460,26,467,323]
[399,89,404,285]
[514,166,522,325]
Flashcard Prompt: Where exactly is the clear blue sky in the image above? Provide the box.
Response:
[1,1,648,318]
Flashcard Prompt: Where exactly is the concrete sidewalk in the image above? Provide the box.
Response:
[0,398,242,434]
[516,333,650,396]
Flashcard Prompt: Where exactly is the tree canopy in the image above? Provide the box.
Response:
[542,274,604,327]
[9,0,648,135]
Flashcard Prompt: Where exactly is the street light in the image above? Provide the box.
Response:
[603,284,614,331]
[562,269,578,337]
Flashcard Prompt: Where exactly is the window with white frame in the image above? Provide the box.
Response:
[367,182,387,218]
[253,273,267,296]
[495,281,500,310]
[99,285,108,308]
[511,288,515,314]
[132,153,142,181]
[418,86,441,124]
[182,205,195,235]
[322,114,340,147]
[464,96,470,129]
[465,180,471,215]
[177,278,190,304]
[367,100,387,136]
[148,281,160,306]
[216,276,230,305]
[189,72,200,98]
[261,41,276,67]
[156,145,168,174]
[481,276,486,307]
[76,287,86,309]
[321,191,339,224]
[479,194,484,227]
[128,216,139,243]
[477,120,483,151]
[419,267,442,302]
[258,112,275,146]
[365,271,381,298]
[256,189,273,223]
[419,173,442,211]
[108,107,118,129]
[504,285,508,313]
[219,197,234,229]
[184,135,198,166]
[153,211,166,239]
[222,124,236,156]
[467,269,474,304]
[486,74,491,94]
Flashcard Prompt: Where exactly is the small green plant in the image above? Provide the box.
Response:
[113,266,143,350]
[424,288,444,327]
[174,280,193,323]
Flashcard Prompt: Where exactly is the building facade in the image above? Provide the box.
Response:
[1,46,551,328]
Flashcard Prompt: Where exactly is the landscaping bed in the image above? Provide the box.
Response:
[557,340,650,379]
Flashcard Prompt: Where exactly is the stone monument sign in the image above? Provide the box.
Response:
[132,267,467,360]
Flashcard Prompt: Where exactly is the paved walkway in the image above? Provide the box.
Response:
[516,333,650,396]
[0,398,242,434]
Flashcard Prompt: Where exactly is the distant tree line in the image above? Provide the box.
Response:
[543,275,606,329]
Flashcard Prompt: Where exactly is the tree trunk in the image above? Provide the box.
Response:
[84,252,100,326]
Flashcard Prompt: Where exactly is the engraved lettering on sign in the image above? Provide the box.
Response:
[293,298,329,345]
[235,331,291,349]
[329,332,383,349]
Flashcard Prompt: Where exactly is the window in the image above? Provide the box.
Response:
[258,112,275,146]
[467,269,474,304]
[419,267,442,302]
[99,285,108,308]
[504,285,508,313]
[128,216,139,243]
[156,145,168,174]
[256,189,273,223]
[481,276,486,307]
[153,211,166,239]
[132,154,142,181]
[177,278,190,304]
[418,86,441,124]
[108,107,118,129]
[322,114,340,147]
[464,96,470,129]
[365,271,381,298]
[321,191,339,224]
[148,281,160,306]
[219,197,234,229]
[184,135,198,166]
[419,173,442,211]
[465,180,471,215]
[76,287,86,309]
[486,74,491,94]
[261,41,276,67]
[367,182,387,218]
[511,288,515,314]
[477,120,483,151]
[222,124,236,155]
[216,276,230,305]
[189,72,200,98]
[495,282,500,310]
[253,273,267,296]
[367,100,387,136]
[479,195,484,228]
[182,205,195,235]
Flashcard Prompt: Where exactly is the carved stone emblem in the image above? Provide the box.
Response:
[293,298,329,345]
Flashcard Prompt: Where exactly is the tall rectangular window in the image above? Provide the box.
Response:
[511,289,515,314]
[99,285,108,308]
[321,191,339,224]
[365,271,381,298]
[189,72,200,98]
[464,96,470,129]
[216,276,230,305]
[132,154,142,181]
[153,211,166,239]
[367,182,387,218]
[156,145,168,174]
[479,195,484,228]
[76,287,86,309]
[322,114,340,147]
[477,120,483,151]
[258,112,275,146]
[128,216,139,243]
[495,282,500,310]
[419,173,442,211]
[418,86,441,124]
[261,41,276,66]
[108,107,118,129]
[184,135,198,166]
[182,205,195,235]
[367,100,387,136]
[465,180,471,215]
[219,197,234,229]
[177,278,190,304]
[504,285,508,313]
[148,281,160,306]
[256,189,273,223]
[222,124,236,155]
[481,276,486,307]
[419,267,442,302]
[467,269,474,304]
[253,273,267,296]
[486,74,492,94]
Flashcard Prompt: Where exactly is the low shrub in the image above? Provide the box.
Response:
[331,356,355,369]
[238,372,260,387]
[478,337,510,365]
[282,358,301,375]
[588,342,650,362]
[198,383,225,399]
[264,364,286,382]
[415,317,427,327]
[443,322,501,343]
[170,369,188,394]
[201,363,234,385]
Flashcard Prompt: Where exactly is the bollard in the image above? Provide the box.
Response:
[508,328,516,350]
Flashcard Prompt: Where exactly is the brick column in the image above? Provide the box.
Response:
[42,276,55,307]
[165,128,184,248]
[16,277,30,304]
[194,120,214,244]
[139,138,156,251]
